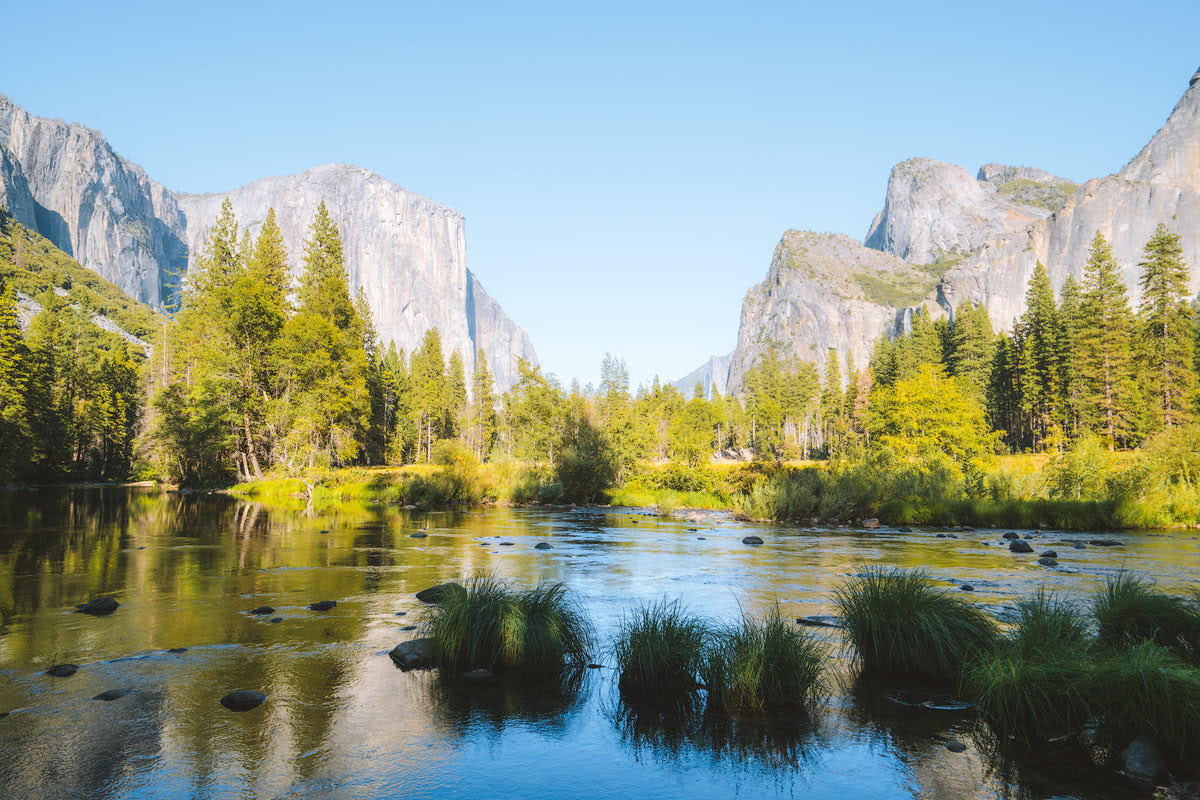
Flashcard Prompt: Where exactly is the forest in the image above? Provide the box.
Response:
[3,201,1200,528]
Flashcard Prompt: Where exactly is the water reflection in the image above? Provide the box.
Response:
[0,487,1193,799]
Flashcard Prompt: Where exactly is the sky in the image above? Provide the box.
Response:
[2,1,1199,389]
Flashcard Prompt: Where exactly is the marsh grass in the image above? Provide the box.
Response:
[962,592,1092,744]
[420,576,594,678]
[1092,573,1200,658]
[614,600,709,699]
[702,605,827,713]
[1087,642,1200,770]
[833,566,997,680]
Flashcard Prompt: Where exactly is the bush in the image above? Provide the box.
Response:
[702,605,827,712]
[961,592,1092,744]
[556,419,617,503]
[614,600,709,698]
[833,566,997,680]
[420,576,594,677]
[1092,573,1200,657]
[431,440,483,503]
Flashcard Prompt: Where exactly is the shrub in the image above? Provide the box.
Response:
[420,576,593,677]
[1092,573,1200,657]
[556,419,617,503]
[833,566,997,680]
[703,605,827,712]
[431,440,484,504]
[614,600,709,698]
[961,592,1092,744]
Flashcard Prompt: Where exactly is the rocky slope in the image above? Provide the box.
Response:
[0,95,535,390]
[939,67,1200,326]
[176,166,536,391]
[687,66,1200,396]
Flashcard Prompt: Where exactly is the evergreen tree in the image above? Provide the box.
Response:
[1078,233,1137,447]
[946,301,995,398]
[1138,223,1194,430]
[0,281,31,479]
[1058,274,1085,437]
[446,350,467,439]
[410,328,447,461]
[469,348,497,459]
[1015,262,1062,448]
[297,201,354,330]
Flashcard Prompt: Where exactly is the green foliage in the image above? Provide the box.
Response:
[1092,573,1200,657]
[833,567,997,680]
[420,575,594,677]
[961,592,1092,744]
[556,416,618,503]
[1078,233,1137,446]
[702,605,827,712]
[1086,642,1200,768]
[851,270,941,306]
[614,600,709,698]
[1138,223,1194,430]
[431,440,484,504]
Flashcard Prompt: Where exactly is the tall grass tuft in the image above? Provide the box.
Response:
[420,575,593,677]
[1086,641,1200,769]
[961,591,1092,744]
[833,566,997,680]
[1092,573,1200,657]
[613,600,709,698]
[703,604,827,712]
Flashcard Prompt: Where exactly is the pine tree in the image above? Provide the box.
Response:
[1078,233,1136,447]
[298,201,354,330]
[248,207,292,306]
[446,350,467,439]
[1138,223,1194,430]
[820,348,845,454]
[986,333,1021,447]
[470,348,496,459]
[1015,262,1062,448]
[946,302,995,398]
[410,328,446,461]
[0,281,31,479]
[1058,275,1084,437]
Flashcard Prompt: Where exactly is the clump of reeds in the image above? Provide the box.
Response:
[420,575,593,677]
[833,566,997,680]
[613,600,709,698]
[961,591,1092,744]
[1092,572,1200,658]
[1086,641,1200,769]
[702,604,827,712]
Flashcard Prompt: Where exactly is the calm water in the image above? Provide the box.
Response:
[0,487,1196,800]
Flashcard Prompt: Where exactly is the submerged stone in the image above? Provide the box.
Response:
[76,597,119,616]
[270,617,283,623]
[464,669,492,680]
[960,585,974,592]
[46,664,78,678]
[1090,539,1125,547]
[1037,557,1059,567]
[416,582,465,604]
[742,536,764,545]
[250,606,275,615]
[93,688,136,702]
[796,615,841,628]
[220,690,266,712]
[166,648,188,654]
[308,600,337,611]
[534,542,553,550]
[409,531,428,539]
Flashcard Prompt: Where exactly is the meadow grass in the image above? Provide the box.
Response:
[833,566,997,680]
[419,576,594,678]
[613,600,710,699]
[961,592,1092,744]
[702,605,827,712]
[1092,573,1200,657]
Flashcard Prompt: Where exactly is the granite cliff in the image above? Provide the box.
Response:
[0,95,535,390]
[682,67,1200,396]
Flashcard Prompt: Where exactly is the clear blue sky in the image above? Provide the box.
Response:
[2,1,1198,389]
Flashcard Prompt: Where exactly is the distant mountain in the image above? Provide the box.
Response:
[682,66,1200,395]
[0,95,536,390]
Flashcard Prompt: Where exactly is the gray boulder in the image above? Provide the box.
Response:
[389,638,433,671]
[1120,738,1164,781]
[416,582,465,604]
[220,690,267,712]
[1009,540,1033,554]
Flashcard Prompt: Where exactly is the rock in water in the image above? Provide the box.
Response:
[76,597,119,616]
[960,585,974,592]
[167,648,188,654]
[534,542,553,550]
[862,518,881,529]
[269,617,283,623]
[46,664,78,677]
[1090,539,1125,547]
[389,638,433,670]
[415,582,465,604]
[945,739,967,753]
[742,536,764,545]
[220,690,267,712]
[1037,557,1058,567]
[93,689,136,701]
[1009,540,1033,554]
[1120,738,1164,781]
[250,606,275,615]
[308,600,337,612]
[1002,531,1019,540]
[796,615,841,628]
[1040,550,1058,558]
[464,669,492,680]
[409,532,428,539]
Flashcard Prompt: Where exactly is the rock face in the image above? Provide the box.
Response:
[719,231,934,393]
[0,94,188,307]
[0,95,536,391]
[683,68,1200,394]
[864,157,1057,264]
[176,166,537,390]
[673,352,733,397]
